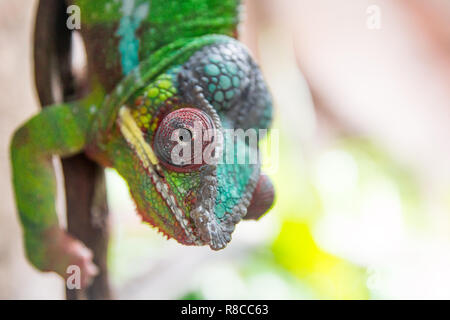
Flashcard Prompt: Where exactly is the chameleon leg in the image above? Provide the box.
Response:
[10,102,98,288]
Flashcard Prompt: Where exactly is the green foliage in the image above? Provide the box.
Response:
[272,221,369,299]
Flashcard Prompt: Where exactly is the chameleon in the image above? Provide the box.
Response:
[10,0,274,287]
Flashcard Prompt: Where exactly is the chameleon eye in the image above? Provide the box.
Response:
[153,108,215,172]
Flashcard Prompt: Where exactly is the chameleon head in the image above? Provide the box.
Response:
[115,39,274,250]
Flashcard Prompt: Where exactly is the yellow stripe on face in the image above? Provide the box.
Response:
[118,106,159,168]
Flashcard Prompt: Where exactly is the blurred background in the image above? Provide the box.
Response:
[1,0,450,299]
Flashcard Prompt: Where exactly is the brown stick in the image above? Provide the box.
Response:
[33,0,112,300]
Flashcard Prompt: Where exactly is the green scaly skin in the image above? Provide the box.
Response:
[10,0,274,285]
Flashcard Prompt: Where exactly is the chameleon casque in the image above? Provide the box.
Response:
[10,0,274,285]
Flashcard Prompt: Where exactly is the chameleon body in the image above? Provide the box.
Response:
[10,0,274,284]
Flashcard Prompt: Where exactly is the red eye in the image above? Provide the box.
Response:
[153,108,216,172]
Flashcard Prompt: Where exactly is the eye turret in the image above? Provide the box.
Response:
[153,108,216,172]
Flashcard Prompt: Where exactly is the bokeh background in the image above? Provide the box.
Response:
[1,0,450,299]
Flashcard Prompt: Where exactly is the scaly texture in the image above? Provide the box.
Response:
[10,0,274,282]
